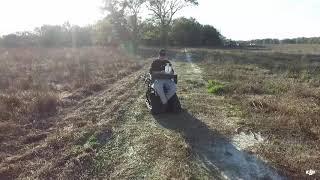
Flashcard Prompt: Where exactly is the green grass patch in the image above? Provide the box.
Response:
[207,80,225,95]
[84,134,100,149]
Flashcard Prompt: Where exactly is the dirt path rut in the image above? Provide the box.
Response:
[154,49,285,179]
[101,49,286,179]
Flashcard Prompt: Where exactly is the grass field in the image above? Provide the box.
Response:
[0,45,319,179]
[194,47,320,178]
[0,47,144,179]
[268,44,320,55]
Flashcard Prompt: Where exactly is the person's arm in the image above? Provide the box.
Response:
[167,61,175,74]
[149,61,156,74]
[171,64,175,74]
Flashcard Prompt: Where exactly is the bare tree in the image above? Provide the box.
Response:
[147,0,198,47]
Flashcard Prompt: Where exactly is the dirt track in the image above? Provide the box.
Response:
[1,50,285,179]
[170,50,284,179]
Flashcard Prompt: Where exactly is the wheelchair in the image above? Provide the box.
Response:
[144,73,182,114]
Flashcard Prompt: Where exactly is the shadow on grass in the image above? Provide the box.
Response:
[153,110,284,180]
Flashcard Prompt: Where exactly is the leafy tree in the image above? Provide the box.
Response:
[2,34,21,47]
[103,0,130,41]
[0,36,3,47]
[71,26,93,47]
[169,17,222,47]
[125,0,146,52]
[33,23,94,47]
[1,31,39,47]
[308,37,320,44]
[140,20,161,45]
[1,24,94,48]
[170,17,202,46]
[281,39,296,44]
[146,0,198,47]
[103,0,147,52]
[94,18,117,46]
[201,25,222,46]
[250,39,281,45]
[35,25,69,47]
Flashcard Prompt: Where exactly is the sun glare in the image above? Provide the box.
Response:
[0,0,104,35]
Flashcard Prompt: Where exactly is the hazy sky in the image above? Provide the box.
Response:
[0,0,319,40]
[0,0,104,35]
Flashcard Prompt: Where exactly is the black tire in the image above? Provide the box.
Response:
[146,89,152,110]
[146,85,181,114]
[150,93,166,114]
[167,94,182,113]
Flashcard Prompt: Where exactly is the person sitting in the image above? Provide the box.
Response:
[149,49,177,106]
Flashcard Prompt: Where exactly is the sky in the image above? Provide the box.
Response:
[0,0,319,40]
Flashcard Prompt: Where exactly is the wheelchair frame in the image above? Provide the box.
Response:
[144,73,180,114]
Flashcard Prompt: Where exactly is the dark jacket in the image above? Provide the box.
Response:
[149,59,174,74]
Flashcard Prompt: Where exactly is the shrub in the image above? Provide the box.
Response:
[207,80,225,95]
[87,83,103,92]
[0,95,22,111]
[33,92,59,117]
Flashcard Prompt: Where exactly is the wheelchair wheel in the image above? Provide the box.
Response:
[144,72,181,114]
[167,94,182,113]
[145,88,152,110]
[145,87,166,115]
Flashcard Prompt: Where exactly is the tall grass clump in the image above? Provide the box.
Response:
[207,80,225,95]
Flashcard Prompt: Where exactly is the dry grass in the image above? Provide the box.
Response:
[199,48,320,178]
[91,101,195,179]
[268,44,320,55]
[0,47,143,179]
[3,45,320,179]
[0,47,141,91]
[0,47,141,119]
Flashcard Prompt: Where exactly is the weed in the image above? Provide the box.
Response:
[84,135,100,149]
[207,80,225,94]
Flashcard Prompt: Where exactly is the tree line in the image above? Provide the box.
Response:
[0,0,224,50]
[0,17,223,48]
[248,37,320,45]
[0,23,94,48]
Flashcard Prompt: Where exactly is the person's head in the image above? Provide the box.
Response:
[159,49,166,60]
